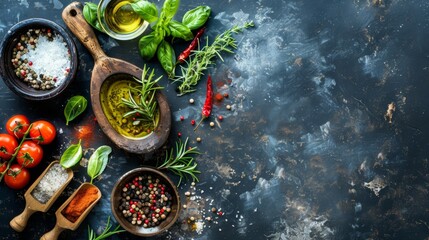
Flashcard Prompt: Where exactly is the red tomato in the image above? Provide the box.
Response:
[0,133,18,160]
[4,164,30,190]
[0,161,7,173]
[6,114,30,139]
[29,120,56,145]
[17,141,43,168]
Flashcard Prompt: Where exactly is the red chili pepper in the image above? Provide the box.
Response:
[194,75,213,131]
[177,27,206,63]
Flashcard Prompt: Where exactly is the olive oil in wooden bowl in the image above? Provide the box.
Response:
[97,0,148,40]
[99,74,160,139]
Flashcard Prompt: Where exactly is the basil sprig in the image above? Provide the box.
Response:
[182,6,211,30]
[157,40,176,77]
[60,140,83,169]
[64,95,88,125]
[87,146,112,183]
[133,0,210,77]
[83,2,104,32]
[130,1,158,23]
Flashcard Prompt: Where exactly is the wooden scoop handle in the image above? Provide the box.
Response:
[40,224,65,240]
[62,2,106,61]
[9,205,37,232]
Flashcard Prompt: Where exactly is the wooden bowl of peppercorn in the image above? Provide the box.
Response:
[0,18,78,100]
[111,167,181,237]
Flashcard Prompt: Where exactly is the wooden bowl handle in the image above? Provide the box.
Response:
[62,2,106,61]
[9,205,37,232]
[40,224,65,240]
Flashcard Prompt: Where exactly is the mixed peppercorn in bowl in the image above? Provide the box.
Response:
[111,167,180,237]
[0,18,78,100]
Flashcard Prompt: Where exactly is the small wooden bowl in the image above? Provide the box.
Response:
[0,18,78,100]
[10,161,73,232]
[40,182,102,240]
[111,167,180,237]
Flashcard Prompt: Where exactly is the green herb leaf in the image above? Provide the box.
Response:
[162,0,180,22]
[87,145,112,183]
[139,32,163,60]
[157,40,176,76]
[168,20,193,41]
[83,2,104,32]
[130,0,158,23]
[60,140,83,169]
[64,95,88,125]
[182,6,211,30]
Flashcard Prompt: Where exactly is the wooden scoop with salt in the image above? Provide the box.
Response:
[10,161,73,232]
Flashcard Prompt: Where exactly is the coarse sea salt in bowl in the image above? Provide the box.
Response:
[0,18,78,100]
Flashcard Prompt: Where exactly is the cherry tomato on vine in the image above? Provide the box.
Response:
[4,164,30,190]
[29,120,56,145]
[17,141,43,168]
[6,114,30,139]
[0,133,18,160]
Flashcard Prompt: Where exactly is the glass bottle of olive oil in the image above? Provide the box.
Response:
[104,0,143,34]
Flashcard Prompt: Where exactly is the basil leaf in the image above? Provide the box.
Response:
[182,6,211,30]
[157,40,175,76]
[168,20,193,41]
[131,0,158,23]
[83,2,104,32]
[60,140,83,169]
[87,145,112,183]
[139,32,163,60]
[162,0,180,22]
[64,95,88,125]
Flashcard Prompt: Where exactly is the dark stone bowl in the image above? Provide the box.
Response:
[0,18,78,100]
[111,167,181,237]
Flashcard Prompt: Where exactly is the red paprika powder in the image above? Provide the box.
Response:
[62,184,99,223]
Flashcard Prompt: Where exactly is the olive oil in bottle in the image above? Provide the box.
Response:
[104,0,143,34]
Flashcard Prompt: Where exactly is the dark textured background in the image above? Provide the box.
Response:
[1,0,429,239]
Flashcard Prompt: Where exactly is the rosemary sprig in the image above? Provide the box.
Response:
[174,21,254,95]
[88,216,125,240]
[121,65,164,126]
[157,138,200,186]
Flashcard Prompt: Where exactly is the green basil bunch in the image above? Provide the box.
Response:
[132,0,210,77]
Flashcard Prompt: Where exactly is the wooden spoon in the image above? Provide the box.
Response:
[40,182,102,240]
[9,161,73,232]
[62,2,171,154]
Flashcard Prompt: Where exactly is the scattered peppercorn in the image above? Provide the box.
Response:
[209,122,215,127]
[218,115,223,121]
[226,105,232,110]
[214,92,224,102]
[180,116,184,121]
[189,98,195,104]
[196,137,202,142]
[211,207,217,213]
[223,93,229,98]
[191,119,196,125]
[178,132,182,137]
